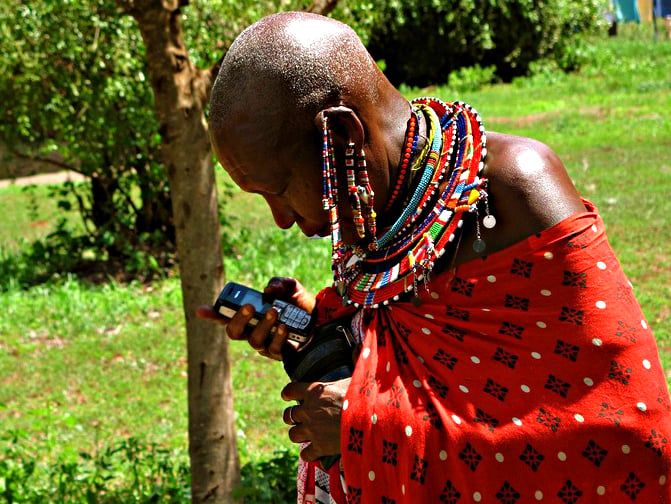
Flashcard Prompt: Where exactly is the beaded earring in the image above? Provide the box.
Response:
[321,115,344,263]
[356,148,376,242]
[345,142,365,238]
[321,115,336,210]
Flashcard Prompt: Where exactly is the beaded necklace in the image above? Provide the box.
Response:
[328,98,488,308]
[383,110,419,213]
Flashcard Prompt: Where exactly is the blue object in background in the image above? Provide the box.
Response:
[655,0,671,16]
[614,0,642,21]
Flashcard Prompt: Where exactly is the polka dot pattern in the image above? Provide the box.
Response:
[311,205,671,504]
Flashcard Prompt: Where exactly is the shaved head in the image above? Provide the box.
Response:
[209,12,412,241]
[210,12,382,141]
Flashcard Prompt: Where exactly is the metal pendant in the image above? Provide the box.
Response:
[483,214,497,229]
[473,238,486,254]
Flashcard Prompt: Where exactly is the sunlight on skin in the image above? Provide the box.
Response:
[285,17,343,47]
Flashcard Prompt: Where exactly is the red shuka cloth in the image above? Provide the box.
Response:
[302,203,671,504]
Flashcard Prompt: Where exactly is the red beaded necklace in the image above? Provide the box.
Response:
[383,110,419,213]
[330,98,489,308]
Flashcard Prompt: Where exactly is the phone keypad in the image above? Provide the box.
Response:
[275,302,311,330]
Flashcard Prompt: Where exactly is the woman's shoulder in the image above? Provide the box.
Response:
[483,132,586,241]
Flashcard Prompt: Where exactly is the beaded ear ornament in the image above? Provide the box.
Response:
[322,99,494,308]
[345,143,376,240]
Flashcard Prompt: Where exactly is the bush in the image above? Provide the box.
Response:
[351,0,607,86]
[0,432,299,504]
[0,434,191,503]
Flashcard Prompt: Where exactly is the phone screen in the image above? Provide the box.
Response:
[236,288,273,314]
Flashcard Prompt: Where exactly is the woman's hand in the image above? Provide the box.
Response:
[196,277,316,360]
[281,377,351,461]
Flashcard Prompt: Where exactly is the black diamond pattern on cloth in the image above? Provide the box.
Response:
[359,371,376,397]
[567,232,589,249]
[615,320,637,343]
[559,306,584,325]
[496,481,520,504]
[557,480,583,504]
[504,294,530,311]
[424,401,443,429]
[609,360,632,386]
[620,472,645,500]
[499,321,525,339]
[510,258,534,278]
[445,305,470,321]
[474,408,500,433]
[382,439,398,466]
[599,402,624,426]
[554,339,580,361]
[347,427,363,454]
[410,455,429,484]
[381,497,396,504]
[394,340,408,365]
[582,440,608,467]
[442,323,466,342]
[433,349,458,370]
[376,326,387,347]
[428,375,449,398]
[451,277,475,297]
[563,270,587,288]
[493,346,519,369]
[645,428,668,457]
[346,486,361,504]
[458,443,482,471]
[545,374,571,398]
[484,378,509,402]
[536,408,562,432]
[440,480,462,504]
[386,384,404,409]
[394,322,411,339]
[519,443,545,471]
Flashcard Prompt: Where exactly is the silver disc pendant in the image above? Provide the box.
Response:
[473,239,486,254]
[483,214,497,229]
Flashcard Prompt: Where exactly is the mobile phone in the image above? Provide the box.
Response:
[214,282,314,344]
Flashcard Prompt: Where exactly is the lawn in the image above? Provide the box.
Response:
[0,23,669,501]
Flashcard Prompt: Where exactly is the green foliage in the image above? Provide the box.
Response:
[182,0,311,68]
[0,432,298,504]
[0,433,191,503]
[234,450,298,503]
[0,18,668,504]
[355,0,608,86]
[0,0,174,278]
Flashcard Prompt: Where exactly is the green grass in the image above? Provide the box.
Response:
[0,184,77,253]
[0,22,669,499]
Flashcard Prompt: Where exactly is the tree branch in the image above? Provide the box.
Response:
[6,147,79,173]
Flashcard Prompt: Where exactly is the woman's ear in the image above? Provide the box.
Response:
[314,106,365,150]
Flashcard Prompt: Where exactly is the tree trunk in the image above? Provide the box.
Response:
[123,1,240,502]
[305,0,340,16]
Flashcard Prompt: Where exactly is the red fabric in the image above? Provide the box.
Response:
[313,203,671,503]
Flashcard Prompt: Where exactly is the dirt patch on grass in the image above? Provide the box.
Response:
[0,170,87,189]
[487,106,608,127]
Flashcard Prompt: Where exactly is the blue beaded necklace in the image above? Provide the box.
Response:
[329,98,489,308]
